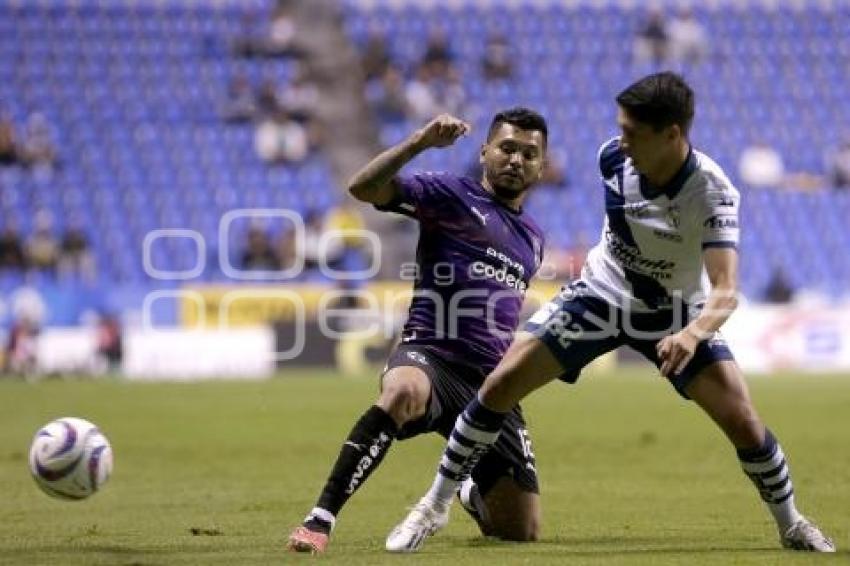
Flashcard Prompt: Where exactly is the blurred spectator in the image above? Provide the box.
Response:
[277,227,299,271]
[421,30,455,79]
[739,142,785,188]
[95,314,123,373]
[233,1,299,58]
[827,140,850,189]
[3,287,46,377]
[406,64,466,121]
[3,315,38,376]
[254,115,310,163]
[481,35,513,81]
[0,115,20,166]
[278,65,320,123]
[221,75,258,122]
[0,223,26,270]
[368,66,409,124]
[59,224,96,281]
[241,226,279,270]
[634,9,669,64]
[763,267,795,303]
[325,202,366,250]
[266,1,297,56]
[256,79,283,119]
[21,113,58,170]
[303,209,344,272]
[668,8,708,63]
[361,30,392,82]
[540,149,569,188]
[26,211,59,273]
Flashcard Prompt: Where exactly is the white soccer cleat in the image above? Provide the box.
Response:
[780,517,836,552]
[385,497,450,553]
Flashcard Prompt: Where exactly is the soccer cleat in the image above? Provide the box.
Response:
[385,497,450,553]
[457,478,491,535]
[286,525,330,555]
[780,518,836,552]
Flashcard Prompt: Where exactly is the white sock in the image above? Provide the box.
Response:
[738,430,803,533]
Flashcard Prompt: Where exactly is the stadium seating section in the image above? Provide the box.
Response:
[1,0,848,327]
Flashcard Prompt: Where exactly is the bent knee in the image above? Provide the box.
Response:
[493,519,540,542]
[378,379,429,423]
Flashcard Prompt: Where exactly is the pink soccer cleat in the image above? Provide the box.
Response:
[286,525,330,555]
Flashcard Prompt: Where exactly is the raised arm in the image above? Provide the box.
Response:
[347,114,470,206]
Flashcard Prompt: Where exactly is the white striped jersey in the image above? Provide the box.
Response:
[580,137,740,313]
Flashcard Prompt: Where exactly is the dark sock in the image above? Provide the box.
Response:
[303,515,334,535]
[310,405,398,523]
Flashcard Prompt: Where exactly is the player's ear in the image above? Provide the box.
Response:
[535,159,545,181]
[668,124,681,142]
[479,143,487,164]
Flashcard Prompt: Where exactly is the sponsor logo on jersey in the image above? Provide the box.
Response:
[653,229,683,243]
[469,247,528,293]
[470,206,489,226]
[606,232,676,273]
[486,247,525,275]
[665,205,681,229]
[470,262,527,292]
[703,214,738,230]
[623,201,652,218]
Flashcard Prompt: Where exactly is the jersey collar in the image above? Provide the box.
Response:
[638,145,697,200]
[472,178,524,215]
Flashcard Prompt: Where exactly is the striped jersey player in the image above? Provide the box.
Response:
[388,72,835,554]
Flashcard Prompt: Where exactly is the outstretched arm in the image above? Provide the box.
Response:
[347,114,470,206]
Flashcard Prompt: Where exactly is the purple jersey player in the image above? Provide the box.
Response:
[377,170,544,377]
[288,109,548,554]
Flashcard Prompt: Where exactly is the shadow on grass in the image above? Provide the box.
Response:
[459,534,781,555]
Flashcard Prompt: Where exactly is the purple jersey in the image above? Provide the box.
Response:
[377,172,545,376]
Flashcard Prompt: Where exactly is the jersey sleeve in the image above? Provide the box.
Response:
[700,182,740,249]
[598,137,625,181]
[373,172,455,223]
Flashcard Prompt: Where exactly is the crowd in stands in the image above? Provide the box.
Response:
[0,210,95,281]
[0,0,848,303]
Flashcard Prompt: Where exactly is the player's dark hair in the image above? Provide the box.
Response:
[487,107,548,146]
[616,72,694,135]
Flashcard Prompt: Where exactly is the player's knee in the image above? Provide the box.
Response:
[378,379,428,424]
[494,517,540,542]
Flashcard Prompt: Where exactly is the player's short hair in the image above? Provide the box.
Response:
[487,107,548,147]
[616,72,694,135]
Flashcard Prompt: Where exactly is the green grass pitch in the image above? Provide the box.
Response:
[1,369,848,565]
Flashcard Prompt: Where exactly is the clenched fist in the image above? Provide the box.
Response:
[413,114,472,149]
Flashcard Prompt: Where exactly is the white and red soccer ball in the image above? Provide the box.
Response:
[29,417,113,500]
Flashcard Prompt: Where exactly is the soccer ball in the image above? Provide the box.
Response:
[29,417,113,500]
